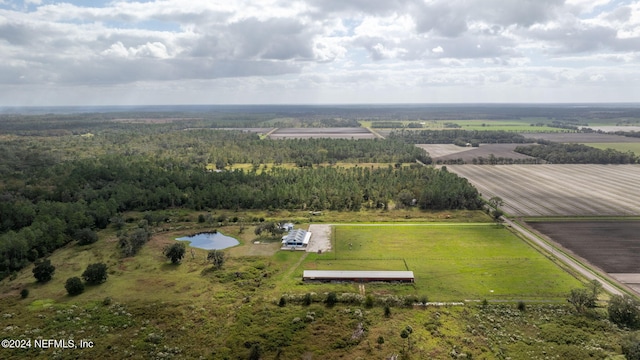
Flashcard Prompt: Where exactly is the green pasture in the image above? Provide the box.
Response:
[457,119,560,132]
[585,142,640,155]
[361,118,565,132]
[300,224,582,301]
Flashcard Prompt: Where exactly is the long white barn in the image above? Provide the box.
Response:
[303,270,415,283]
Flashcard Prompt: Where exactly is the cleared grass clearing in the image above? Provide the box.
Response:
[458,119,560,132]
[299,224,582,301]
[586,142,640,155]
[361,119,563,132]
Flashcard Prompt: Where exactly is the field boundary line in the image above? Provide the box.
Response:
[317,257,531,261]
[365,127,385,139]
[263,128,279,138]
[331,222,494,227]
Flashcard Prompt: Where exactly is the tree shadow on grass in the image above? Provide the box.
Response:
[160,263,181,271]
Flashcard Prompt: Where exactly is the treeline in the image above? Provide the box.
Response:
[280,138,431,166]
[612,130,640,138]
[514,143,638,164]
[0,112,362,135]
[0,130,430,182]
[370,122,423,129]
[435,157,543,165]
[162,131,430,166]
[50,156,478,212]
[389,130,534,146]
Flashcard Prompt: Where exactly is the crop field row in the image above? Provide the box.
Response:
[299,224,582,301]
[525,220,640,295]
[526,221,640,274]
[446,165,640,217]
[418,143,536,162]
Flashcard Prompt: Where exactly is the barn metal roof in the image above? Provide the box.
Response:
[303,270,414,279]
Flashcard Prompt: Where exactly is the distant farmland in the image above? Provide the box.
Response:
[268,127,376,139]
[446,164,640,216]
[418,143,536,162]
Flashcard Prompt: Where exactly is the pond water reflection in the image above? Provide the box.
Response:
[175,232,239,250]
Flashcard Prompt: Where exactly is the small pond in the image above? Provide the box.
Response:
[175,232,239,250]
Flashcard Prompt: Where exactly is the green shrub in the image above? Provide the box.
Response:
[76,228,98,246]
[303,293,312,306]
[621,333,640,360]
[82,263,108,285]
[326,292,337,307]
[32,259,55,283]
[609,295,640,329]
[517,301,526,311]
[65,277,85,296]
[403,295,418,307]
[163,243,186,264]
[364,295,374,309]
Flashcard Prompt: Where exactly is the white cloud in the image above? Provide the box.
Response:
[0,0,639,105]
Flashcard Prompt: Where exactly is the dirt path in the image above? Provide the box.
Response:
[285,252,309,279]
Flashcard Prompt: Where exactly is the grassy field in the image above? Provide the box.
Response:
[586,142,640,155]
[360,119,564,132]
[297,224,583,301]
[0,216,633,359]
[457,119,560,132]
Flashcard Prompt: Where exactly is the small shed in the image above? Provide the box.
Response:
[280,222,295,232]
[303,270,415,283]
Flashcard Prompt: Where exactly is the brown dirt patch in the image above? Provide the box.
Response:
[427,143,537,162]
[527,221,640,273]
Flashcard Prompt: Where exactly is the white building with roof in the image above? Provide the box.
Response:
[303,270,415,283]
[281,229,311,250]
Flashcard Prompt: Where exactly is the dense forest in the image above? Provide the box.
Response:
[0,119,477,279]
[515,143,638,164]
[0,128,429,171]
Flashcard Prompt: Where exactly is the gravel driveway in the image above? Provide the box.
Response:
[306,224,332,253]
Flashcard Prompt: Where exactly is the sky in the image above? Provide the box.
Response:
[1,0,639,106]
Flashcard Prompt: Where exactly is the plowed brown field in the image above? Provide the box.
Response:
[446,164,640,216]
